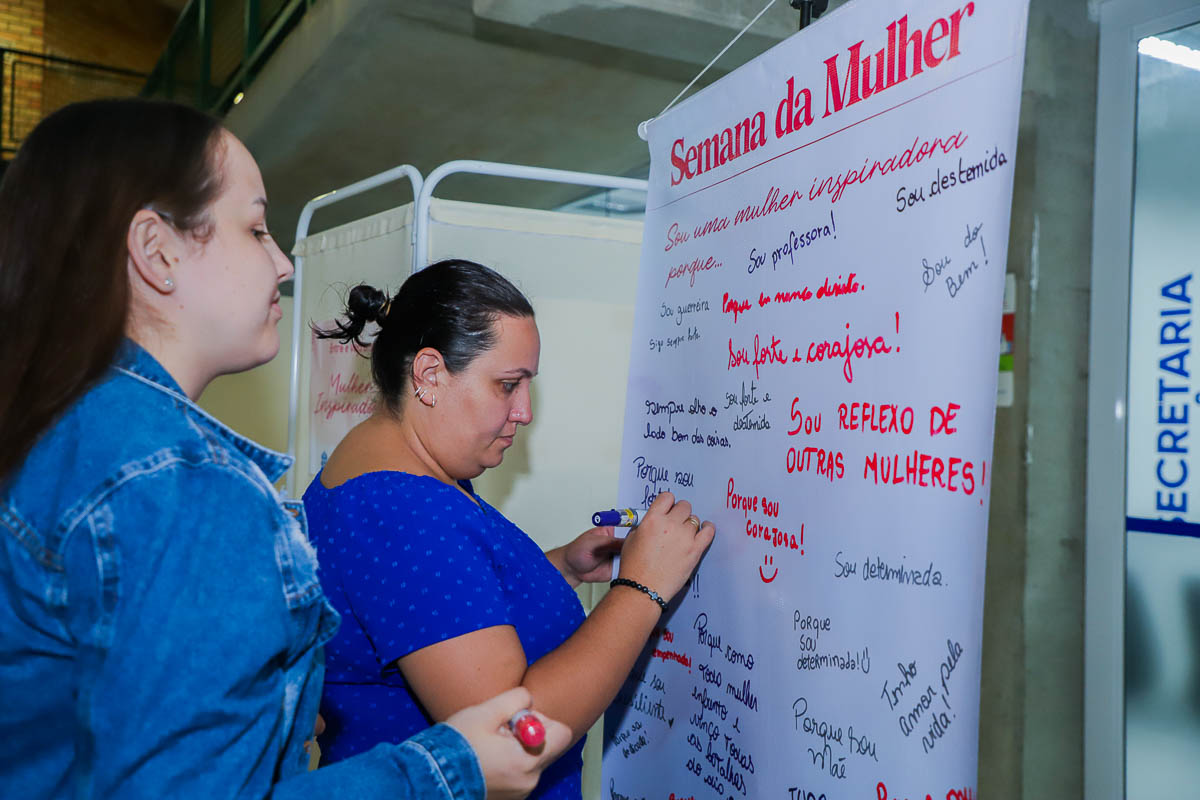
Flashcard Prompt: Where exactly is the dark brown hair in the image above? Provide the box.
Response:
[0,99,224,479]
[317,259,535,413]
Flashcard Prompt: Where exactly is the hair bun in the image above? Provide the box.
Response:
[346,284,390,324]
[311,283,392,346]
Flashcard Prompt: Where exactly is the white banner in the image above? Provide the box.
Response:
[602,1,1028,798]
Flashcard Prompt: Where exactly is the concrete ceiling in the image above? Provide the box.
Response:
[223,0,847,254]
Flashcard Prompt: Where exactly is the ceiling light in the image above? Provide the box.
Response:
[233,91,245,105]
[1139,35,1200,72]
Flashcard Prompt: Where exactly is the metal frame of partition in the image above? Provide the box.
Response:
[1086,1,1200,796]
[284,159,647,495]
[284,159,648,495]
[412,160,649,270]
[284,164,422,497]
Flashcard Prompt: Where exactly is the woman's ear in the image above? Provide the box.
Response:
[411,347,443,407]
[126,209,183,295]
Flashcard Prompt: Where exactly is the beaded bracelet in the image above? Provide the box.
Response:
[610,578,668,612]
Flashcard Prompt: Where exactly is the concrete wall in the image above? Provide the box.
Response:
[978,1,1098,797]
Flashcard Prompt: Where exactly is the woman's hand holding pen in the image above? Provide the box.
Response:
[555,527,625,586]
[445,687,570,800]
[616,491,715,604]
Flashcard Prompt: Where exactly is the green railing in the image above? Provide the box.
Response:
[142,0,317,113]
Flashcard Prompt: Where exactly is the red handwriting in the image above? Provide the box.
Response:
[313,392,377,421]
[322,340,360,355]
[788,400,822,435]
[727,334,787,379]
[651,648,692,668]
[877,782,933,800]
[747,519,801,551]
[694,215,729,238]
[810,131,969,204]
[665,255,722,289]
[804,324,894,383]
[863,451,984,494]
[761,495,780,517]
[722,292,751,323]
[662,128,971,246]
[838,402,915,434]
[727,324,897,383]
[755,334,789,378]
[760,554,778,583]
[665,222,690,252]
[329,371,373,394]
[766,274,864,309]
[729,478,803,583]
[734,185,805,226]
[876,782,976,800]
[726,477,759,517]
[930,402,960,435]
[786,446,845,481]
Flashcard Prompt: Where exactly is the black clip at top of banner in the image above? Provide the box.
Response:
[791,0,829,31]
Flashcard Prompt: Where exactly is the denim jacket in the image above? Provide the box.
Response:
[0,341,483,800]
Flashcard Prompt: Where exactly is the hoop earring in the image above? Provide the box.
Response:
[430,394,436,408]
[415,387,425,401]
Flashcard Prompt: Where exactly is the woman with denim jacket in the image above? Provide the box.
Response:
[0,99,568,800]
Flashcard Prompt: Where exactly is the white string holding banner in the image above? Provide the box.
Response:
[637,0,780,141]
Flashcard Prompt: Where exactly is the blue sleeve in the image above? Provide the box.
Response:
[321,485,514,663]
[78,464,486,800]
[273,724,484,800]
[80,463,309,797]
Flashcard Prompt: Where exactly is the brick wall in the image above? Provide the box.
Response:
[1,0,175,158]
[0,0,44,52]
[44,0,176,73]
[0,0,46,154]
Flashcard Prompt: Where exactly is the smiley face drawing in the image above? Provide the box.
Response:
[759,555,778,583]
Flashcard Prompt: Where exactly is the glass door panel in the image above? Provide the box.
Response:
[1125,18,1200,796]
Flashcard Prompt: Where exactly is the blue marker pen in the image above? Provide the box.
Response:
[592,508,642,527]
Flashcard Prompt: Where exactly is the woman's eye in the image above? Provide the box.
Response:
[252,228,271,241]
[501,381,518,392]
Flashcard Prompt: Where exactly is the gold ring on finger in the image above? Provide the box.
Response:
[685,515,701,530]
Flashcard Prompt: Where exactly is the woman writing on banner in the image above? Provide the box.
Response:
[303,259,716,798]
[0,99,570,800]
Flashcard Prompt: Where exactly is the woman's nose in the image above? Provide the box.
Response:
[510,396,532,425]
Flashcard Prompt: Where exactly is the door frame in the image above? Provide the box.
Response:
[1086,1,1200,796]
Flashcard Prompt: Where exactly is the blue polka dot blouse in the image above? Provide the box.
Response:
[304,470,586,799]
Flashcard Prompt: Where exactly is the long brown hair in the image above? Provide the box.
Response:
[0,99,224,480]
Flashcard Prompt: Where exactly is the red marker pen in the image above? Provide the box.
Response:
[508,709,546,749]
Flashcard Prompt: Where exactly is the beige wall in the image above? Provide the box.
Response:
[198,296,295,457]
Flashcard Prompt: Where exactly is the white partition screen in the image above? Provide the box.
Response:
[425,199,643,552]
